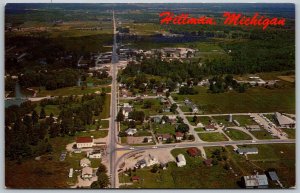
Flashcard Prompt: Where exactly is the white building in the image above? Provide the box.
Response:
[81,167,93,180]
[80,158,91,167]
[146,155,159,167]
[76,136,94,148]
[87,150,102,159]
[176,154,186,167]
[125,128,137,136]
[236,147,258,155]
[275,112,295,128]
[69,168,73,178]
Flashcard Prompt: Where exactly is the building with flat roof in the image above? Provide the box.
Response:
[243,174,268,188]
[237,147,258,155]
[176,154,186,167]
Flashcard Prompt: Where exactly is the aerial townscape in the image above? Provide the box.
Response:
[4,3,295,189]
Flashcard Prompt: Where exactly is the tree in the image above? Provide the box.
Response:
[96,163,108,176]
[116,109,124,122]
[166,91,170,98]
[143,138,148,143]
[40,107,46,119]
[151,164,159,173]
[128,111,145,122]
[32,110,39,125]
[176,123,189,133]
[170,104,177,113]
[97,173,110,188]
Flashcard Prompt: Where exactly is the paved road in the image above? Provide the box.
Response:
[108,10,118,188]
[169,96,202,142]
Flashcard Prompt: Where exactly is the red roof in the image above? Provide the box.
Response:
[131,176,140,181]
[176,132,184,137]
[205,124,215,129]
[187,147,200,157]
[76,137,93,143]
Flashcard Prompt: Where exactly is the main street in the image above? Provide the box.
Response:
[108,10,118,188]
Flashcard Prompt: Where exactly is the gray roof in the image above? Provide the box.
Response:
[244,174,268,187]
[237,147,258,154]
[275,112,295,126]
[268,171,279,181]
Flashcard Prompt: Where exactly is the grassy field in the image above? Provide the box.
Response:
[250,130,278,140]
[172,86,295,114]
[100,95,111,119]
[283,128,295,139]
[194,127,205,132]
[198,132,229,142]
[35,86,111,97]
[152,123,176,135]
[224,128,252,140]
[187,116,212,126]
[233,115,257,126]
[212,116,235,127]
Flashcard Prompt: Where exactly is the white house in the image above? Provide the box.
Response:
[87,150,102,159]
[125,128,137,136]
[80,158,91,167]
[122,107,133,119]
[176,154,186,167]
[76,136,94,149]
[146,155,159,167]
[81,167,93,180]
[175,132,184,141]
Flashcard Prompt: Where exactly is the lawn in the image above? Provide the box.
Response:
[224,128,252,140]
[194,127,205,132]
[233,115,257,126]
[35,105,60,116]
[283,128,295,139]
[212,116,235,127]
[172,86,295,114]
[198,132,229,142]
[152,123,176,135]
[250,130,278,140]
[187,116,212,126]
[100,94,111,119]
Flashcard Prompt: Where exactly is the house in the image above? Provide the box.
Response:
[184,99,192,106]
[187,147,200,157]
[152,116,161,124]
[157,133,172,141]
[191,105,199,113]
[203,158,213,167]
[246,125,261,131]
[175,132,184,141]
[236,147,258,155]
[204,124,215,131]
[69,168,73,178]
[131,176,140,182]
[243,174,269,188]
[122,106,133,119]
[268,171,279,181]
[87,149,102,159]
[81,167,93,180]
[275,112,295,128]
[176,154,186,167]
[76,136,94,148]
[80,158,91,167]
[125,128,137,136]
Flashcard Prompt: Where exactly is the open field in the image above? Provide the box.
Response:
[198,132,229,142]
[187,116,212,126]
[249,130,279,140]
[35,86,111,97]
[172,86,295,114]
[152,123,175,135]
[233,115,257,126]
[224,128,252,140]
[283,128,295,139]
[212,116,235,127]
